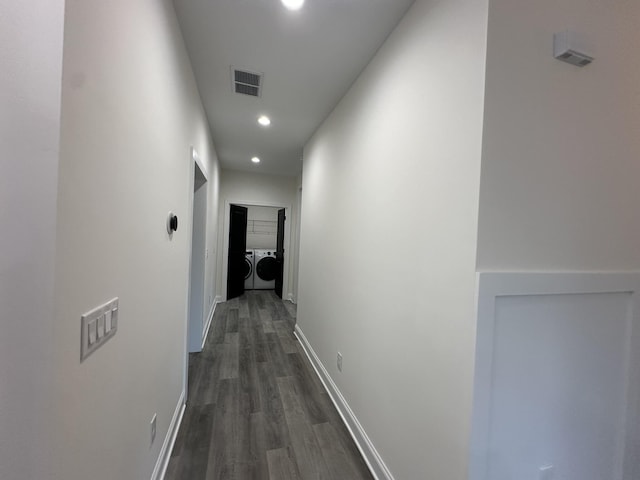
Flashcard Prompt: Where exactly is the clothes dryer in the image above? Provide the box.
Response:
[253,249,277,290]
[244,250,254,290]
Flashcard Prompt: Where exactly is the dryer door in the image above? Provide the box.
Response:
[243,256,253,280]
[256,256,277,281]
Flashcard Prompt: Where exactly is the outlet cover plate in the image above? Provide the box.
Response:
[539,465,554,480]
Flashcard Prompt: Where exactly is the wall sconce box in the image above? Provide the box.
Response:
[554,31,594,67]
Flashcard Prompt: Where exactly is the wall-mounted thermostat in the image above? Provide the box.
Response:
[167,212,178,234]
[554,31,594,67]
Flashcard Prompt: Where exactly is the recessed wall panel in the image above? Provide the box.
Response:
[489,292,631,480]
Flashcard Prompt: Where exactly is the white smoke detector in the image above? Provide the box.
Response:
[554,31,594,67]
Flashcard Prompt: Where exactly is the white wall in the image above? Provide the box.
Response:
[53,0,219,478]
[193,146,221,349]
[188,161,208,353]
[199,150,221,327]
[471,2,640,477]
[217,169,297,298]
[296,0,488,477]
[0,1,64,478]
[477,0,640,271]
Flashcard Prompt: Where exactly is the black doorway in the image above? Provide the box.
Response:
[227,204,248,300]
[274,208,285,299]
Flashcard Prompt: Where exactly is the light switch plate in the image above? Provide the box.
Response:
[81,298,119,362]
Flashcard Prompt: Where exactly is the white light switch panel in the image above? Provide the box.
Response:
[81,298,119,362]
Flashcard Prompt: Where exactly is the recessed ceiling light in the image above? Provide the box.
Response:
[251,157,261,164]
[281,0,304,11]
[257,115,271,126]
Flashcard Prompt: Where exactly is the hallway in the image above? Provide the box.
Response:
[166,291,373,480]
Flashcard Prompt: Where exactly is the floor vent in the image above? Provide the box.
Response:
[232,68,263,97]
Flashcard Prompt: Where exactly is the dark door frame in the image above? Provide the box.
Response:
[226,204,248,300]
[184,147,209,403]
[221,200,291,301]
[274,208,285,299]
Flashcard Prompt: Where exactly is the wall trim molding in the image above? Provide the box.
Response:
[201,298,218,350]
[151,390,185,480]
[294,325,395,480]
[470,271,640,480]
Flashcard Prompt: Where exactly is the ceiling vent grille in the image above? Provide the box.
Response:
[232,68,263,97]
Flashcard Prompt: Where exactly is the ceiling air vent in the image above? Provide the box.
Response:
[232,68,263,97]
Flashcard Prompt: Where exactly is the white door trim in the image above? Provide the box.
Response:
[184,147,209,401]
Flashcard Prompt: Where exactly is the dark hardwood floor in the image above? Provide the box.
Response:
[165,290,373,480]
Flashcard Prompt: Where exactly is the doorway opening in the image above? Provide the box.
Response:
[223,202,290,301]
[187,157,208,354]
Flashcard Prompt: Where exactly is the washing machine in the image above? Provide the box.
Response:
[253,249,277,290]
[244,250,254,290]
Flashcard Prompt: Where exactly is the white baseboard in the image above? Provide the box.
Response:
[151,390,186,480]
[286,293,296,304]
[294,326,394,480]
[201,298,219,350]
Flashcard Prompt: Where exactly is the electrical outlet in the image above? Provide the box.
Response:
[150,414,157,447]
[337,352,343,372]
[539,465,554,480]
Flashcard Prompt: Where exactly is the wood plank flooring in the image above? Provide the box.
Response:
[165,291,373,480]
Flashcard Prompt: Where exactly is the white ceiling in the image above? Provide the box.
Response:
[173,0,415,176]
